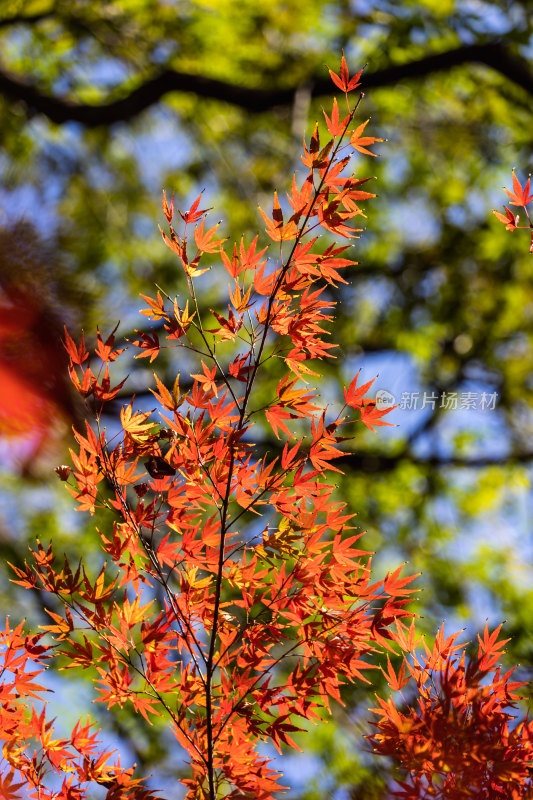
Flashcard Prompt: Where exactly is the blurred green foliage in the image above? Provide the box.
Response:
[0,0,532,796]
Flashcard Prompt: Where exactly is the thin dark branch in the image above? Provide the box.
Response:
[0,42,531,127]
[361,41,533,96]
[104,388,533,471]
[338,449,533,472]
[0,10,55,30]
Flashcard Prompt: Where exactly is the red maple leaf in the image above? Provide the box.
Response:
[503,170,533,207]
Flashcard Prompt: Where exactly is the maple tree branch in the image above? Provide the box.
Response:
[54,588,206,763]
[240,97,362,428]
[213,600,376,749]
[214,543,305,670]
[202,111,363,798]
[96,437,209,678]
[0,42,531,126]
[6,55,531,798]
[184,278,243,413]
[212,639,304,747]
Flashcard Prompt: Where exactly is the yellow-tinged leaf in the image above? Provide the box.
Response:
[151,372,174,410]
[183,566,212,589]
[120,402,155,442]
[172,373,181,406]
[284,357,321,382]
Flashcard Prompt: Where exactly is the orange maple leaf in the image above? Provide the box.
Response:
[503,170,532,207]
[350,119,384,156]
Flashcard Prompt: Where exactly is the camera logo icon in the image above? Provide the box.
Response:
[376,389,395,409]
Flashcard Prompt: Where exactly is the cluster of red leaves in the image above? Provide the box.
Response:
[1,57,530,800]
[493,171,533,252]
[5,57,404,800]
[0,617,155,799]
[370,623,533,798]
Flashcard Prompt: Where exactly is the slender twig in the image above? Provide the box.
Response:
[202,98,363,799]
[95,422,209,679]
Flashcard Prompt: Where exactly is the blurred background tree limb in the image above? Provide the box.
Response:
[0,41,532,123]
